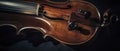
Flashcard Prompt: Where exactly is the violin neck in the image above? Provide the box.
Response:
[0,0,39,16]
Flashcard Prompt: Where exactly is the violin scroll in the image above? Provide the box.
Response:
[101,9,119,27]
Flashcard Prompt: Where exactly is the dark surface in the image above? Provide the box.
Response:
[0,0,120,51]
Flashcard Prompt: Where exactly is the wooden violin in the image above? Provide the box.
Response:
[38,0,101,45]
[0,0,118,45]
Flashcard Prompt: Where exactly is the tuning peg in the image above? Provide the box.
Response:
[68,22,77,30]
[78,9,91,19]
[110,15,119,23]
[84,11,91,19]
[102,9,119,27]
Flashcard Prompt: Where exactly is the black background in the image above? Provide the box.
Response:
[0,0,120,51]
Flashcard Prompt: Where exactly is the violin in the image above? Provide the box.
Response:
[0,0,118,45]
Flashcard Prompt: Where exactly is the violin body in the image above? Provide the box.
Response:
[40,0,101,45]
[0,0,102,45]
